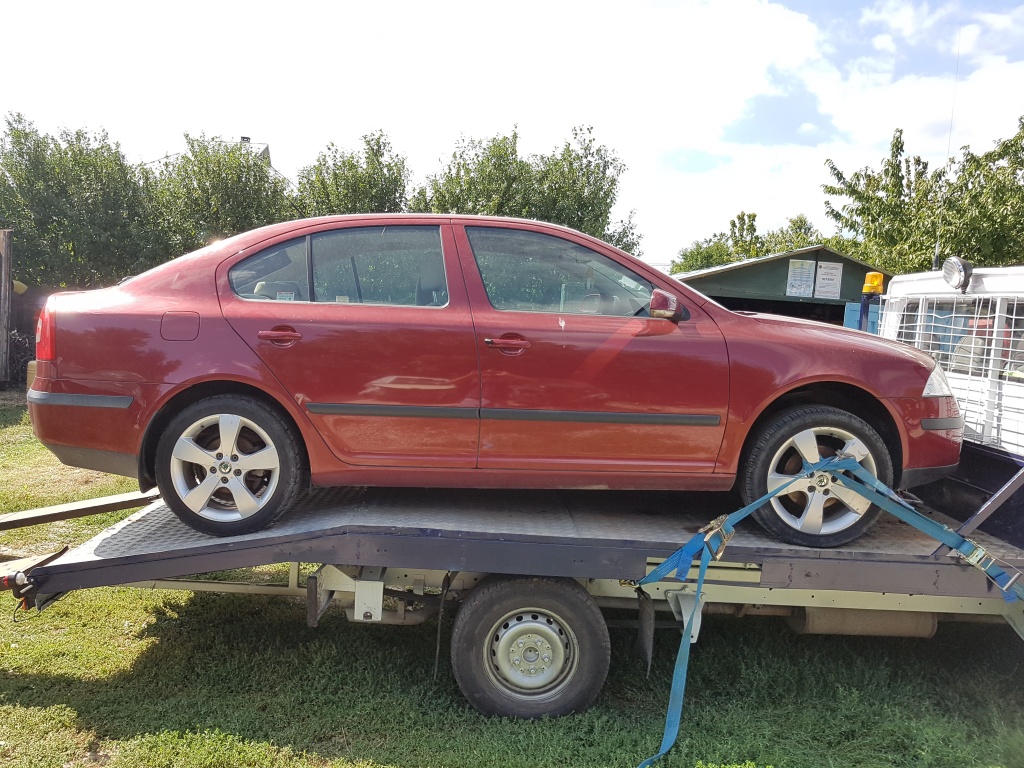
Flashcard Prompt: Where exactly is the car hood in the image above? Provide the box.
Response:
[731,311,936,368]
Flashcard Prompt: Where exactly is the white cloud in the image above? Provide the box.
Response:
[0,0,1020,269]
[958,23,981,54]
[872,33,898,52]
[860,0,956,42]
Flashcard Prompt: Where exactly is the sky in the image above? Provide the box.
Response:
[4,0,1023,271]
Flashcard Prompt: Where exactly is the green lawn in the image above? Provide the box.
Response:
[1,390,1023,767]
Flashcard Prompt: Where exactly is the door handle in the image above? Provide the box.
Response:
[257,328,303,346]
[484,336,531,355]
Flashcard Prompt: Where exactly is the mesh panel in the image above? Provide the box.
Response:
[881,295,1024,454]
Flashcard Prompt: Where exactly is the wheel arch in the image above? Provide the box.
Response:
[740,382,904,486]
[138,380,311,491]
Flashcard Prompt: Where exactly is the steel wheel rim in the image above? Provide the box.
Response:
[767,426,878,536]
[485,607,579,700]
[169,413,281,523]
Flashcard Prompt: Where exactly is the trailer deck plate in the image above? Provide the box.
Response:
[27,487,1024,600]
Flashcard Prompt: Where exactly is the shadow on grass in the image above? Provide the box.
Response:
[0,402,27,430]
[2,592,1023,768]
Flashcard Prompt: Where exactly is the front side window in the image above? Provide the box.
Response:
[466,227,653,316]
[312,226,447,307]
[229,238,309,300]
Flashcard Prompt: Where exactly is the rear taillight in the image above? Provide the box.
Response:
[35,298,56,362]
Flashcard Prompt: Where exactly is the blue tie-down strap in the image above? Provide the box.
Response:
[635,455,1024,768]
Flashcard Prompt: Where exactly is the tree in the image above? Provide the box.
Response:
[762,214,823,254]
[671,211,827,273]
[824,120,1024,273]
[151,135,293,257]
[729,211,763,259]
[531,127,641,254]
[0,113,158,287]
[823,129,944,273]
[410,127,642,255]
[296,131,409,216]
[672,233,733,273]
[940,116,1024,267]
[409,131,533,218]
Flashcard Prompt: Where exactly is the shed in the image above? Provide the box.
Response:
[674,246,893,324]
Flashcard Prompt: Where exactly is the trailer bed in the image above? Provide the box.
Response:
[28,487,1024,607]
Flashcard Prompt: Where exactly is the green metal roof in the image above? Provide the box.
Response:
[674,246,894,305]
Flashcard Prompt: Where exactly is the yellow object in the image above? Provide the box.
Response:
[13,279,27,295]
[862,272,884,295]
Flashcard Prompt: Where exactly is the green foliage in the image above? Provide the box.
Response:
[824,117,1024,273]
[761,213,822,254]
[942,116,1024,267]
[1,117,644,289]
[672,212,824,273]
[823,129,943,273]
[0,113,159,287]
[151,135,293,257]
[296,130,409,216]
[409,130,533,218]
[729,211,762,259]
[411,126,642,255]
[673,233,734,273]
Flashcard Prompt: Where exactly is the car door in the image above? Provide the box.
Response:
[454,222,729,473]
[220,220,480,468]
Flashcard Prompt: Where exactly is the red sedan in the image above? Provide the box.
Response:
[29,215,963,546]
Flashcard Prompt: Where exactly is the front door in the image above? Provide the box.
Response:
[454,223,729,473]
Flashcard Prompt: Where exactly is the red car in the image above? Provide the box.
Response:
[29,215,963,547]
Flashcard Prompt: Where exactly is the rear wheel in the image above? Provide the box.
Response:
[155,395,304,536]
[451,576,610,718]
[741,405,894,548]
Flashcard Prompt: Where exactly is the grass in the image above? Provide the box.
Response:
[1,390,1023,767]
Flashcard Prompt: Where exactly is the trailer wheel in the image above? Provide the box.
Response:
[741,405,893,548]
[451,575,610,718]
[155,395,304,536]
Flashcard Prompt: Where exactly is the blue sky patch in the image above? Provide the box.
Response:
[722,70,845,147]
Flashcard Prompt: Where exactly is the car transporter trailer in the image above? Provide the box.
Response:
[3,480,1023,725]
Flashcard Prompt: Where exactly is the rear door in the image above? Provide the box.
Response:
[454,223,730,473]
[220,220,480,468]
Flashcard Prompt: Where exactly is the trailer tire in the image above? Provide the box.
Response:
[155,394,304,536]
[741,405,893,548]
[451,575,610,718]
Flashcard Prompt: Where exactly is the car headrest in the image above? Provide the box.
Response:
[254,281,304,301]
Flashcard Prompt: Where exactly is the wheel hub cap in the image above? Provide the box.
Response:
[488,611,574,695]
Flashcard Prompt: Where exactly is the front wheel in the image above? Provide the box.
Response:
[740,405,894,548]
[155,395,304,536]
[451,576,610,718]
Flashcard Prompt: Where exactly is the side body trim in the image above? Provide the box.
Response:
[28,390,134,409]
[306,402,721,427]
[921,417,966,431]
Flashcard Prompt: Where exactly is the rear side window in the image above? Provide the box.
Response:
[228,238,309,300]
[466,227,652,316]
[228,226,448,307]
[312,226,447,306]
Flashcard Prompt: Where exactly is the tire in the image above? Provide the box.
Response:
[740,405,894,548]
[450,575,610,718]
[155,394,305,536]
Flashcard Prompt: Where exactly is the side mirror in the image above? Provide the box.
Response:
[649,289,687,321]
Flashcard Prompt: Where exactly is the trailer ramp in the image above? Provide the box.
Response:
[21,487,1024,615]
